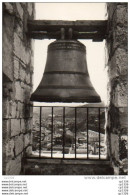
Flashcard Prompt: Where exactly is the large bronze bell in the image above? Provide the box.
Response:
[30,39,101,103]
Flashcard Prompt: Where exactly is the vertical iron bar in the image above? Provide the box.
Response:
[99,108,101,159]
[87,108,89,159]
[63,107,65,159]
[51,107,53,158]
[75,108,77,159]
[39,107,42,158]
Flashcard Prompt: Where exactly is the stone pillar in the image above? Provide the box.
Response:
[106,3,128,175]
[3,3,35,175]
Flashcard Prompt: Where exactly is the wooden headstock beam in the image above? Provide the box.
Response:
[27,20,107,42]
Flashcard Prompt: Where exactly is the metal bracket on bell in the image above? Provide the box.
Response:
[60,27,74,40]
[60,28,65,40]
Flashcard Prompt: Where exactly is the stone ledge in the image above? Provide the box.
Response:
[22,159,113,175]
[25,158,110,165]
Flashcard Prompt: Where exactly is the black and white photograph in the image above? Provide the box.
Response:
[1,1,128,193]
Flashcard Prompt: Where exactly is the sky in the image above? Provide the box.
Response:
[33,3,108,106]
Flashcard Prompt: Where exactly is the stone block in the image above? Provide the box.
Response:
[14,58,19,79]
[114,82,128,107]
[119,107,128,129]
[5,139,15,160]
[25,146,32,155]
[27,3,33,17]
[30,75,33,88]
[109,48,128,80]
[14,81,21,100]
[13,32,23,61]
[28,118,33,130]
[21,119,25,133]
[3,98,9,118]
[14,32,31,65]
[20,65,26,82]
[24,85,31,102]
[111,4,127,29]
[6,155,22,175]
[30,53,34,73]
[16,3,23,20]
[3,86,10,98]
[3,11,14,81]
[15,23,23,40]
[107,3,117,22]
[113,166,119,175]
[11,119,21,137]
[30,106,33,117]
[3,82,14,101]
[24,133,31,148]
[111,133,119,161]
[25,73,30,85]
[107,3,128,53]
[116,5,128,25]
[25,118,32,132]
[4,3,14,14]
[21,81,25,89]
[25,119,30,131]
[14,81,24,102]
[16,102,24,118]
[24,104,30,118]
[8,82,15,102]
[14,134,24,156]
[20,2,27,6]
[3,119,11,141]
[9,101,17,118]
[112,26,128,50]
[23,48,31,66]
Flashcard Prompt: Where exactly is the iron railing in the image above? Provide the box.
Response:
[32,106,107,160]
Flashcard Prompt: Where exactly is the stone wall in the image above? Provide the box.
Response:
[106,3,128,175]
[3,3,35,175]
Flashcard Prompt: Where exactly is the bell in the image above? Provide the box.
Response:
[30,40,101,103]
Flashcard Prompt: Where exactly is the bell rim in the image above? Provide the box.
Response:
[30,95,101,103]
